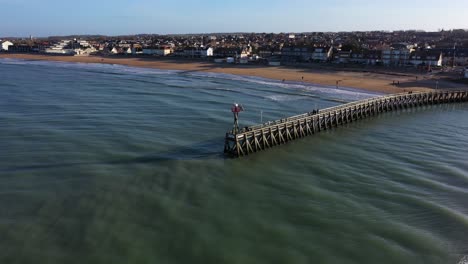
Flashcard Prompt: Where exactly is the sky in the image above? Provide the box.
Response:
[1,0,467,37]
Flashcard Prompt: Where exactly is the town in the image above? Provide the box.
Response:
[2,30,468,78]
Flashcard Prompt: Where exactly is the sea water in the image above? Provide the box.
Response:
[1,59,467,264]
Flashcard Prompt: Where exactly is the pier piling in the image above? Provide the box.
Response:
[224,90,468,157]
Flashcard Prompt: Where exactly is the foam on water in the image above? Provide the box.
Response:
[0,58,380,103]
[187,70,382,101]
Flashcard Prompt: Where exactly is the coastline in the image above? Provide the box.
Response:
[0,53,462,94]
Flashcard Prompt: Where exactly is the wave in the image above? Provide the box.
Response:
[0,58,180,76]
[183,71,382,101]
[0,58,382,102]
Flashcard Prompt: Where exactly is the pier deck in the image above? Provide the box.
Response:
[224,90,468,157]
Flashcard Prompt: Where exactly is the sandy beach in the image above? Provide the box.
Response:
[1,53,466,94]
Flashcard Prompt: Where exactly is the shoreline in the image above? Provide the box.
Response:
[1,53,466,94]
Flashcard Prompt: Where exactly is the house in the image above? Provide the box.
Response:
[142,46,172,56]
[133,46,143,54]
[200,47,213,57]
[158,46,172,56]
[281,46,313,62]
[454,49,468,66]
[45,39,95,55]
[142,47,158,55]
[335,50,352,63]
[440,48,468,66]
[381,47,411,66]
[181,47,202,57]
[408,50,441,66]
[1,41,13,51]
[349,50,383,65]
[45,40,73,54]
[239,48,250,59]
[349,52,366,64]
[257,48,275,58]
[311,47,333,62]
[173,49,185,57]
[6,44,35,53]
[280,46,334,63]
[213,47,241,58]
[110,47,121,54]
[363,50,381,65]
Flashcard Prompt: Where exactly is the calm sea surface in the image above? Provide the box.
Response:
[1,59,468,264]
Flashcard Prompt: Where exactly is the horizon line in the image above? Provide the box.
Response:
[2,28,468,39]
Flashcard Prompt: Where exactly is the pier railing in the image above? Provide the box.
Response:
[224,90,468,157]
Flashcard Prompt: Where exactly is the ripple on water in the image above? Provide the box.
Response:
[0,59,467,264]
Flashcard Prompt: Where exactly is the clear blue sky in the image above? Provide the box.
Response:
[1,0,467,37]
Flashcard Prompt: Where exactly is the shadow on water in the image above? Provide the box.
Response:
[1,138,226,173]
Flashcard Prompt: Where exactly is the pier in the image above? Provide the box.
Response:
[224,90,468,157]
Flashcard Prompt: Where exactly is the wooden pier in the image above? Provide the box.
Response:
[224,90,468,157]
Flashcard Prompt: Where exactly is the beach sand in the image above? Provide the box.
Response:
[1,54,465,94]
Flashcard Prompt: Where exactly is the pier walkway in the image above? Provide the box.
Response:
[224,90,468,157]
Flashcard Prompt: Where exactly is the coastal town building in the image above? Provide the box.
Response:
[142,46,172,56]
[124,47,133,54]
[335,50,352,64]
[339,49,382,65]
[426,48,468,66]
[281,46,311,62]
[280,46,334,62]
[381,46,411,66]
[6,44,36,53]
[449,49,468,66]
[408,50,442,66]
[45,40,74,54]
[311,47,333,62]
[110,47,120,54]
[1,41,13,51]
[45,39,95,55]
[201,47,213,57]
[176,47,213,57]
[3,29,468,67]
[213,47,241,58]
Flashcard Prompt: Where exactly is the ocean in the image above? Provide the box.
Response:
[1,58,467,264]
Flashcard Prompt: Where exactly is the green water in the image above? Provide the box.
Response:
[1,59,467,264]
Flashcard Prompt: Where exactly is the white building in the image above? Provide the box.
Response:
[45,39,95,55]
[180,47,214,57]
[110,47,120,54]
[381,48,411,66]
[1,41,13,51]
[142,46,172,56]
[200,47,213,57]
[45,40,74,54]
